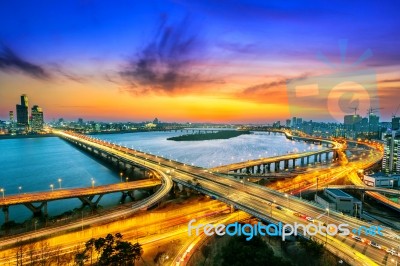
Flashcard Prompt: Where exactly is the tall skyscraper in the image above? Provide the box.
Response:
[369,113,380,132]
[9,111,14,122]
[344,115,362,128]
[382,131,400,175]
[392,117,400,131]
[31,105,44,131]
[16,94,29,127]
[291,117,297,128]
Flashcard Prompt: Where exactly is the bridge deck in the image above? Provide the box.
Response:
[0,179,161,206]
[210,150,332,172]
[325,185,400,195]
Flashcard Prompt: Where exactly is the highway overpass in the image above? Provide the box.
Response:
[210,129,341,174]
[0,179,161,223]
[54,130,400,266]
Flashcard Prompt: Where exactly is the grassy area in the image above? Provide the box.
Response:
[167,130,251,141]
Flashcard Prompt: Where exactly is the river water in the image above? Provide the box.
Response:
[0,131,320,223]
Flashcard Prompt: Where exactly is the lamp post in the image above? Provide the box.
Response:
[270,200,276,217]
[126,177,129,182]
[120,172,123,182]
[91,178,95,189]
[50,184,54,192]
[326,208,330,224]
[0,188,4,199]
[58,178,62,189]
[18,186,22,194]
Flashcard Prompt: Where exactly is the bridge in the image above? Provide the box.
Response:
[210,131,341,174]
[0,179,161,223]
[53,130,399,266]
[305,185,400,213]
[325,184,400,213]
[210,150,338,174]
[324,185,400,196]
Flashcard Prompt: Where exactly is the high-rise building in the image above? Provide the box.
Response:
[382,131,400,174]
[392,117,400,131]
[285,119,291,127]
[9,111,14,122]
[291,117,297,128]
[16,94,29,127]
[272,121,281,128]
[369,114,380,132]
[31,105,44,131]
[344,115,362,128]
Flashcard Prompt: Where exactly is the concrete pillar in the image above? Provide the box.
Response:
[43,202,48,217]
[292,159,296,168]
[142,168,146,178]
[267,163,271,172]
[314,154,317,164]
[301,157,305,166]
[2,206,9,224]
[246,167,251,174]
[284,160,289,169]
[274,162,280,172]
[258,165,263,174]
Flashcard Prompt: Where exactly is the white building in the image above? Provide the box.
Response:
[383,131,400,174]
[315,188,362,217]
[363,173,399,188]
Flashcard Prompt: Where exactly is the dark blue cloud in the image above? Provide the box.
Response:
[0,44,50,79]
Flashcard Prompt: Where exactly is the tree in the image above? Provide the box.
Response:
[201,244,211,265]
[219,235,291,266]
[299,238,324,256]
[79,233,142,266]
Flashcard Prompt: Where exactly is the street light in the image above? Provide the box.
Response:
[50,184,54,192]
[91,179,95,188]
[285,193,290,208]
[0,188,4,199]
[58,178,62,189]
[120,172,123,182]
[270,200,276,217]
[126,177,129,182]
[18,186,22,194]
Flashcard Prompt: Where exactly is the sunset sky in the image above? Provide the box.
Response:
[0,0,399,123]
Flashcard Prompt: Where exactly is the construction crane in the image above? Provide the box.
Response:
[367,107,383,116]
[367,107,383,135]
[392,104,400,118]
[349,106,359,116]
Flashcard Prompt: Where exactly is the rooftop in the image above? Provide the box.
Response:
[326,188,352,198]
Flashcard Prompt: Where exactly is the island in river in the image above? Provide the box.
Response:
[167,130,252,141]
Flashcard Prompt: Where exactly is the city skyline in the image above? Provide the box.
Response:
[1,1,400,123]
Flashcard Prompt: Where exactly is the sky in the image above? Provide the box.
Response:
[0,0,399,123]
